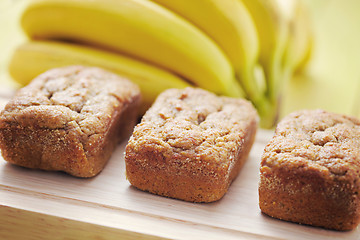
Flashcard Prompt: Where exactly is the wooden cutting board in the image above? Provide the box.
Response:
[0,95,358,239]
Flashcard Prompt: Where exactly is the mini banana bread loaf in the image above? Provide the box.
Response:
[259,110,360,231]
[0,65,141,177]
[125,87,258,202]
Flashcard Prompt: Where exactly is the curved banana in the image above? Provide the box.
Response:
[8,40,191,114]
[150,0,263,101]
[283,0,313,75]
[20,0,243,97]
[240,0,289,101]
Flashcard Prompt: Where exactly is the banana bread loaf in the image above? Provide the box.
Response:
[125,87,258,202]
[0,65,141,177]
[259,109,360,230]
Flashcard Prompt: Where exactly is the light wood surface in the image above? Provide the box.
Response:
[0,94,358,240]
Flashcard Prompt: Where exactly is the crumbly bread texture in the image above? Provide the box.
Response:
[0,65,141,177]
[125,87,258,202]
[259,109,360,231]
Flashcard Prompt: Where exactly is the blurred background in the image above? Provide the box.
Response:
[1,0,360,123]
[282,0,360,119]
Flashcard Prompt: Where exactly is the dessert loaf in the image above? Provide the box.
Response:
[0,65,141,177]
[259,109,360,230]
[125,87,258,202]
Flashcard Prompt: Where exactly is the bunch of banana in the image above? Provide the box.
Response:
[8,40,191,114]
[9,0,313,128]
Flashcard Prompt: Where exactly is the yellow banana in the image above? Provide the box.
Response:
[150,0,263,101]
[8,40,191,114]
[283,0,313,75]
[20,0,243,97]
[240,0,289,101]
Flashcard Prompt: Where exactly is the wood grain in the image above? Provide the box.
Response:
[0,111,359,239]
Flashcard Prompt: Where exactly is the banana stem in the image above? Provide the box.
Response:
[226,77,246,98]
[253,94,280,129]
[264,51,283,101]
[259,43,288,128]
[236,64,266,101]
[235,65,281,128]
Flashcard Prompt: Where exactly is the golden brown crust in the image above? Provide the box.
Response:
[125,87,258,202]
[0,65,141,177]
[259,109,360,230]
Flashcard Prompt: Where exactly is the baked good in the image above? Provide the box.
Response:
[259,109,360,230]
[125,87,258,202]
[0,65,141,177]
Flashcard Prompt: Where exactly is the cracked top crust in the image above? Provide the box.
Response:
[128,87,258,168]
[262,110,360,178]
[0,66,140,137]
